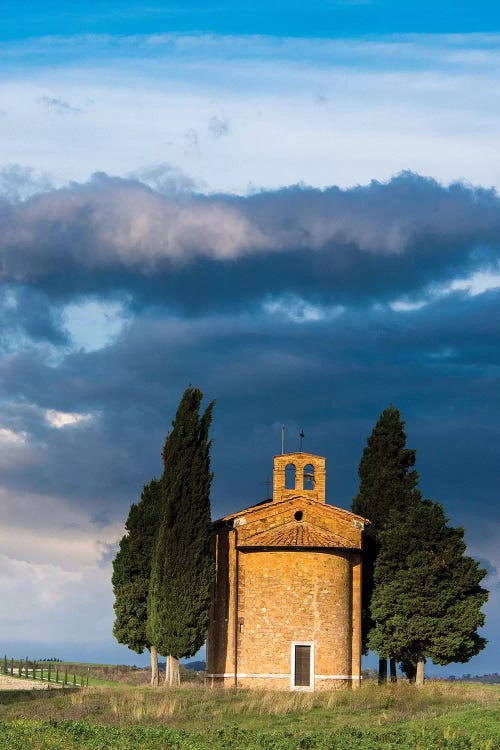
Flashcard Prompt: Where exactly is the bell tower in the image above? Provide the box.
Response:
[273,452,326,503]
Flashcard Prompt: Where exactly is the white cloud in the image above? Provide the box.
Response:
[448,269,500,296]
[0,552,115,642]
[389,299,428,312]
[263,295,345,323]
[0,486,124,644]
[1,33,500,191]
[388,267,500,314]
[0,427,27,445]
[0,426,43,473]
[45,409,92,428]
[0,488,123,570]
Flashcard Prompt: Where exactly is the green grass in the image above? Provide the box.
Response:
[3,661,143,688]
[4,660,203,689]
[84,676,133,688]
[0,681,498,749]
[0,719,498,750]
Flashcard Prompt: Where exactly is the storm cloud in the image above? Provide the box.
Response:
[0,170,498,672]
[0,171,499,288]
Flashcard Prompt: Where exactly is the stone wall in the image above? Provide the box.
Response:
[206,537,362,691]
[238,549,355,687]
[273,452,326,504]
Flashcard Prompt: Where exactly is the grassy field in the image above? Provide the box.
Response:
[0,680,498,749]
[3,661,203,688]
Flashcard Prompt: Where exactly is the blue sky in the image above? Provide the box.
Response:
[3,31,500,192]
[0,2,498,676]
[3,1,500,38]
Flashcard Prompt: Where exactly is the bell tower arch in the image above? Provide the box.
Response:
[273,452,326,503]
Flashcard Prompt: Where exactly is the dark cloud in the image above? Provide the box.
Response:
[0,288,498,521]
[0,172,499,317]
[0,285,68,347]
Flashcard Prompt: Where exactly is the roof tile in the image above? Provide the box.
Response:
[240,521,358,549]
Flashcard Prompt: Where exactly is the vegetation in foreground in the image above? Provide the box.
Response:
[0,680,498,749]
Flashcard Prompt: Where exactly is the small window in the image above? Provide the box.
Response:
[294,510,303,521]
[303,464,315,490]
[285,463,296,490]
[294,645,311,687]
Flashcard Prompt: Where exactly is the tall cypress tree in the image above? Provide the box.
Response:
[368,498,488,686]
[352,406,421,681]
[147,386,215,686]
[112,478,162,685]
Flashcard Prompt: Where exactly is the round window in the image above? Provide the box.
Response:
[294,510,303,521]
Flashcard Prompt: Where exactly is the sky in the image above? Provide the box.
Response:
[0,2,499,676]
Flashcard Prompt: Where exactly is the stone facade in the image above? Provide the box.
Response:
[206,451,367,691]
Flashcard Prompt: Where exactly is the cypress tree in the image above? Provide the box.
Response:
[352,406,421,681]
[368,498,488,686]
[112,478,162,685]
[147,386,215,686]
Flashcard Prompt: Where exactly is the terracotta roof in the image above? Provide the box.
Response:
[239,521,358,549]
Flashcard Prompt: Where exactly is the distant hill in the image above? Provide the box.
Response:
[157,660,206,674]
[181,660,206,672]
[447,673,500,684]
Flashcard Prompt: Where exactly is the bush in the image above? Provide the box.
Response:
[0,720,498,750]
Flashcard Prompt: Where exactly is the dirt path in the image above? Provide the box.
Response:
[0,673,60,690]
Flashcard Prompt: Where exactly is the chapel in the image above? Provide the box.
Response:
[206,451,368,691]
